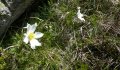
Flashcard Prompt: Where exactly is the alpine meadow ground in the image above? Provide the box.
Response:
[0,0,120,70]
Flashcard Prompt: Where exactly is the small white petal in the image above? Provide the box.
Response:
[78,14,83,18]
[23,36,29,44]
[77,15,85,21]
[23,23,31,29]
[35,32,44,38]
[27,24,31,31]
[77,7,81,10]
[77,8,85,22]
[28,24,37,33]
[35,23,38,26]
[30,43,36,49]
[79,17,85,21]
[24,33,27,36]
[30,39,41,49]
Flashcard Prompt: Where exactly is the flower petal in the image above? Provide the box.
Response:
[35,32,44,38]
[30,24,37,32]
[23,36,29,44]
[34,23,37,26]
[27,24,31,32]
[77,8,85,21]
[27,23,37,33]
[79,17,85,21]
[30,39,41,49]
[24,33,27,36]
[23,23,31,29]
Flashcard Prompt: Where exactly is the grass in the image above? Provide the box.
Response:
[0,0,120,70]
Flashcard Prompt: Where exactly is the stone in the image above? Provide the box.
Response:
[0,0,34,38]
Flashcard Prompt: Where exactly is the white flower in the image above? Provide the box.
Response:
[77,7,85,22]
[23,23,44,49]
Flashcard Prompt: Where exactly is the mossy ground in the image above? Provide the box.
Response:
[0,0,120,70]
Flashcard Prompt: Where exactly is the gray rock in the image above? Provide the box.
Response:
[0,2,11,16]
[0,0,34,38]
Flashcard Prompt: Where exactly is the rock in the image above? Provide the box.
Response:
[0,2,11,16]
[0,0,34,38]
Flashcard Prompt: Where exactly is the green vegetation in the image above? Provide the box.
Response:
[0,0,120,70]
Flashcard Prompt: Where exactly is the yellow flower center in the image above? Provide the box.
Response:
[28,32,35,40]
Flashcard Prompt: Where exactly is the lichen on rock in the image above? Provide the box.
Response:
[0,1,11,16]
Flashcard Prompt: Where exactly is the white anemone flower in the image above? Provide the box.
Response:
[77,7,85,22]
[23,23,44,49]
